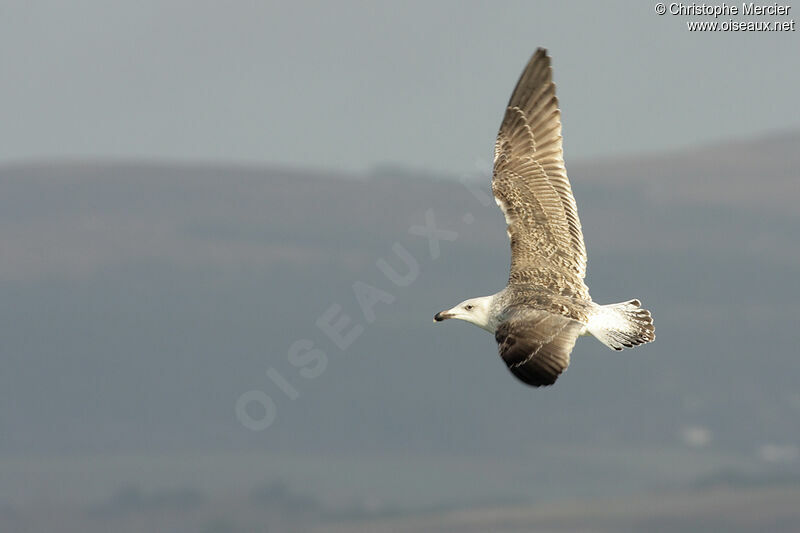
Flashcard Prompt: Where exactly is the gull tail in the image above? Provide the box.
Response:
[586,299,655,351]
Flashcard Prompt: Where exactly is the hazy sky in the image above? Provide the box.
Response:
[1,0,798,174]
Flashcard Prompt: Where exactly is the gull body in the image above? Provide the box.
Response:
[433,49,655,387]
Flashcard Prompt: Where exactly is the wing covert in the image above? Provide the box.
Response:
[495,309,584,387]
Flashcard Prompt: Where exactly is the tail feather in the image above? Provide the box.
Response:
[587,299,655,351]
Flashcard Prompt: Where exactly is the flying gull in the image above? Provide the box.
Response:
[434,48,655,387]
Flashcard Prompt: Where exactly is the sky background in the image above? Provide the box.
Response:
[1,2,799,531]
[1,0,799,174]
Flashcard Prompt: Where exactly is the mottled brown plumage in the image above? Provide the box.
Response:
[493,48,588,299]
[433,48,655,388]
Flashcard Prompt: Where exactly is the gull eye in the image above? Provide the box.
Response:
[465,304,474,310]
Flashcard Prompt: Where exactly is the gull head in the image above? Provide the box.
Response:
[434,295,495,332]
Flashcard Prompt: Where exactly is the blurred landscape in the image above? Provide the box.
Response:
[1,131,799,531]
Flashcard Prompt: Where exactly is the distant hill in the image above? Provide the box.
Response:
[0,131,798,464]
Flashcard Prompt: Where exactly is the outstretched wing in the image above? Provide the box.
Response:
[492,48,588,298]
[495,308,584,387]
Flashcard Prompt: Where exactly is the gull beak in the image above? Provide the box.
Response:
[433,310,454,322]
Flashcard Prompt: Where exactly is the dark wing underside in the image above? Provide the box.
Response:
[495,308,584,387]
[492,48,589,299]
